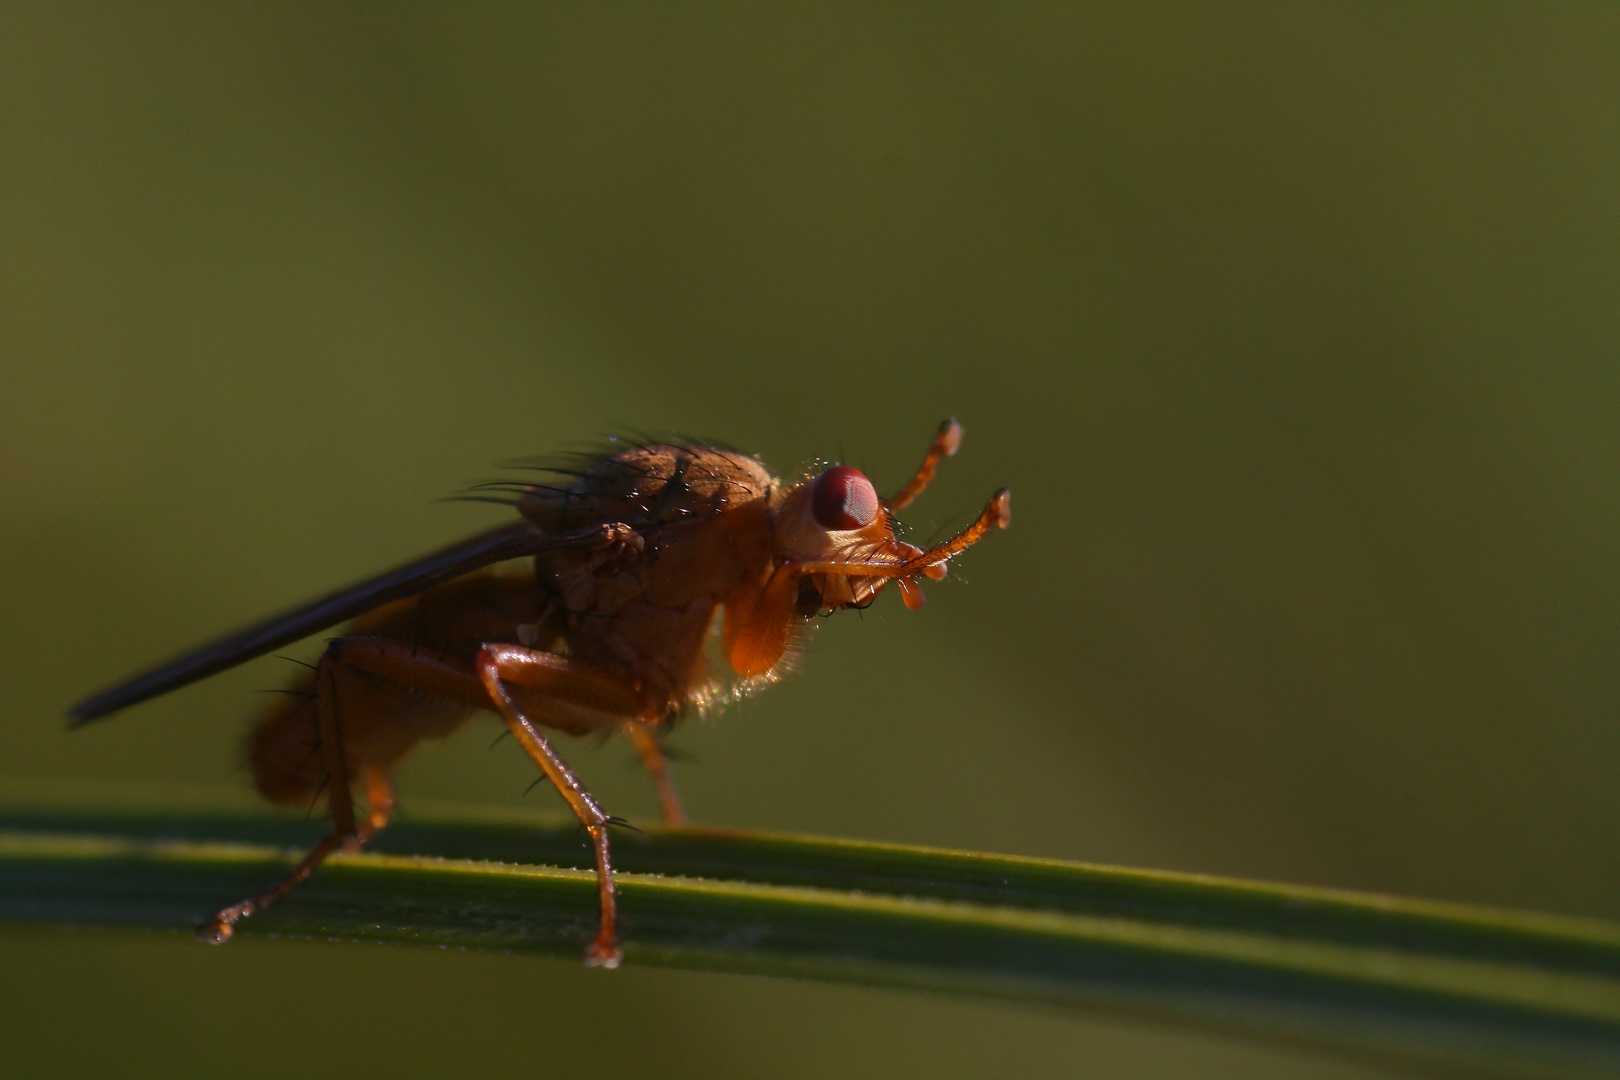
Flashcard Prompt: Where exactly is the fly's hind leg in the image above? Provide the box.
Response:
[206,764,396,940]
[628,722,688,827]
[205,636,478,944]
[203,641,367,943]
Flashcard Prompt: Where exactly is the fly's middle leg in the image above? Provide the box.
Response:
[350,765,395,848]
[476,642,645,968]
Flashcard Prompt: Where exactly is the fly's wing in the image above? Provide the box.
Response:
[67,521,616,725]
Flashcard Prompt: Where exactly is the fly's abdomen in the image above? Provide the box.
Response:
[247,673,323,804]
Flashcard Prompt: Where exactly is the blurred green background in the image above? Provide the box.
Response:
[3,3,1617,1077]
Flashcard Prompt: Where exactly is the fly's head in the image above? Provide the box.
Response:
[772,418,1011,615]
[724,419,1009,679]
[772,465,921,615]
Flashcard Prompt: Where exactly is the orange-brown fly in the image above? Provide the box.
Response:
[68,419,1010,966]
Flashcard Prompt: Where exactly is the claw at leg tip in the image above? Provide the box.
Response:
[993,488,1012,528]
[199,920,234,945]
[583,941,623,969]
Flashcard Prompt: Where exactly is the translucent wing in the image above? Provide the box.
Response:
[68,521,615,724]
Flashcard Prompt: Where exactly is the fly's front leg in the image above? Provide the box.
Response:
[476,643,644,968]
[627,722,688,827]
[886,418,963,510]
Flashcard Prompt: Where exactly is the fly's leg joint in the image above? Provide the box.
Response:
[476,643,628,967]
[586,522,645,573]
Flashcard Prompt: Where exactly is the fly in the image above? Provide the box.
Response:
[68,418,1010,967]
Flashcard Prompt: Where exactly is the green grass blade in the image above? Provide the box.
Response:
[1,803,1617,1078]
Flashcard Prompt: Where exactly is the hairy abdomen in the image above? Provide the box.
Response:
[247,667,475,805]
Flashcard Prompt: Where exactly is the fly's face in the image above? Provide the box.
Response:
[772,465,925,615]
[723,422,1006,680]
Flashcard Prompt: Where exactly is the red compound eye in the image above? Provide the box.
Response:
[811,466,880,531]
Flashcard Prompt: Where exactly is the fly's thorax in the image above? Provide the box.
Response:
[518,444,774,534]
[562,593,719,715]
[510,444,781,713]
[517,443,776,614]
[537,513,760,616]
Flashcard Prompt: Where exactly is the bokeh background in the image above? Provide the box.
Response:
[3,4,1617,1077]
